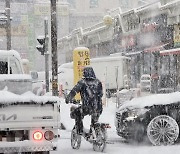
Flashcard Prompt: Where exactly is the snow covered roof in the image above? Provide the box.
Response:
[0,91,61,105]
[0,50,21,60]
[73,46,89,51]
[160,48,180,56]
[91,56,130,62]
[118,92,180,110]
[59,55,130,69]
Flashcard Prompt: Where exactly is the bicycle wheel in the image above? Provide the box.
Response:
[71,126,81,149]
[93,127,107,152]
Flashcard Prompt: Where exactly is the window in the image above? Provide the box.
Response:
[90,0,98,8]
[67,0,76,8]
[0,56,22,74]
[9,58,22,74]
[0,61,8,74]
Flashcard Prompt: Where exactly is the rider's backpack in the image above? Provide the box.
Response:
[84,79,102,114]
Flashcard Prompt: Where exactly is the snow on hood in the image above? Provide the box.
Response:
[118,92,180,111]
[0,90,61,105]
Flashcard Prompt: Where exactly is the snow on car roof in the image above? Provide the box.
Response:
[0,50,21,60]
[118,92,180,110]
[0,90,61,105]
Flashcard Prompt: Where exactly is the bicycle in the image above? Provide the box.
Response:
[70,101,111,152]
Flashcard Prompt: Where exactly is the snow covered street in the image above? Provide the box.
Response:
[53,97,180,154]
[54,134,180,154]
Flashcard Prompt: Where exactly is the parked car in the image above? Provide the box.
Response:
[140,74,151,91]
[115,92,180,145]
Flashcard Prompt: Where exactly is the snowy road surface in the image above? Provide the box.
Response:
[51,131,180,154]
[52,97,180,154]
[52,130,180,154]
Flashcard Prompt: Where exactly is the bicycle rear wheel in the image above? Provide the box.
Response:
[93,128,107,152]
[71,126,81,149]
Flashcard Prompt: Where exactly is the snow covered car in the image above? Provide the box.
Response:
[115,92,180,145]
[0,50,32,94]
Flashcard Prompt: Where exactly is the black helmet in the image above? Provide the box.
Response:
[83,66,96,79]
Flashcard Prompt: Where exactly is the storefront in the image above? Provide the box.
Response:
[138,14,173,92]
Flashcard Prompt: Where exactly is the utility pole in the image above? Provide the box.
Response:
[5,0,11,50]
[36,19,50,93]
[50,0,58,96]
[44,19,49,92]
[44,18,50,92]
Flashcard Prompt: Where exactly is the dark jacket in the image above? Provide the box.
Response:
[66,67,103,114]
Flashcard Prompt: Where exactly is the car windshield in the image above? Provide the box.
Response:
[0,56,22,74]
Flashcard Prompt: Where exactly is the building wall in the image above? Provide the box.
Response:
[0,0,155,71]
[0,0,69,71]
[74,0,119,13]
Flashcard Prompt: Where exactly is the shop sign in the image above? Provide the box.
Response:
[0,25,27,36]
[57,5,69,16]
[34,4,69,16]
[73,47,90,84]
[141,22,158,33]
[174,24,180,47]
[34,4,50,16]
[73,47,90,100]
[12,25,28,36]
[121,35,135,48]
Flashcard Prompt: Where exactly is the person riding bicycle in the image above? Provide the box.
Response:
[65,66,103,135]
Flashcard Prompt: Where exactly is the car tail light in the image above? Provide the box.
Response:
[33,131,43,141]
[44,131,54,141]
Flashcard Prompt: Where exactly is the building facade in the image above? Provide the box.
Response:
[0,0,157,71]
[58,0,180,91]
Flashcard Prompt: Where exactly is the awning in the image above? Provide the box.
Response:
[125,51,142,56]
[160,48,180,56]
[144,44,165,53]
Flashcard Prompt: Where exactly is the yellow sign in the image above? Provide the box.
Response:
[57,5,69,16]
[34,4,50,15]
[0,25,27,36]
[174,25,180,47]
[34,4,69,16]
[73,47,90,100]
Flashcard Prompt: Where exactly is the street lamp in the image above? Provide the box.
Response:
[103,15,113,26]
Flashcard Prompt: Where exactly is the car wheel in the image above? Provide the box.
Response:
[147,115,179,145]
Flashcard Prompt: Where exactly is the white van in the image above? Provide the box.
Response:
[0,50,32,94]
